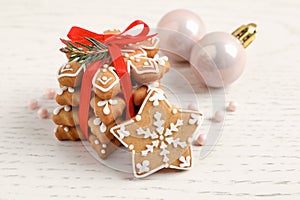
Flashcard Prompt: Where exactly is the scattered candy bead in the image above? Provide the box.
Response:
[28,99,39,110]
[37,107,49,119]
[227,101,237,112]
[45,88,56,99]
[187,103,198,111]
[194,134,206,146]
[213,110,224,122]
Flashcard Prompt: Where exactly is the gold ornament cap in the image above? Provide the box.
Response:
[232,23,257,48]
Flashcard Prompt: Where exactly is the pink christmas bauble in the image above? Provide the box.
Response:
[190,32,246,88]
[157,9,206,62]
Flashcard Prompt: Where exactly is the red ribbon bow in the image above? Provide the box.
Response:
[63,20,157,139]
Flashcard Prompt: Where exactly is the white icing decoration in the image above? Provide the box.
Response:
[53,106,64,115]
[121,49,136,53]
[93,118,101,126]
[56,86,75,95]
[135,115,141,121]
[189,113,203,125]
[125,48,161,75]
[64,105,71,112]
[100,123,107,133]
[138,37,160,50]
[137,128,156,139]
[58,63,84,79]
[103,64,108,68]
[160,142,170,163]
[179,156,191,168]
[94,139,100,145]
[153,54,168,66]
[68,87,75,93]
[92,67,119,93]
[57,86,67,95]
[172,109,178,114]
[93,118,107,132]
[60,64,73,73]
[97,76,113,86]
[97,99,118,115]
[136,160,150,174]
[117,125,130,139]
[63,127,69,132]
[136,111,184,161]
[166,137,187,148]
[146,82,160,92]
[102,144,107,148]
[101,149,106,154]
[149,89,165,106]
[129,144,134,150]
[141,141,159,156]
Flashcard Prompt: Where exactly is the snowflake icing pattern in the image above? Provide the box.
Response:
[137,111,187,164]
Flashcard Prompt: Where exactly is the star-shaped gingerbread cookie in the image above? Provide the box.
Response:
[110,88,203,178]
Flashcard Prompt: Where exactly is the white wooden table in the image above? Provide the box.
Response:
[1,0,299,199]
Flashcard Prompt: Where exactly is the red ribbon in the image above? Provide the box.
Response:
[63,20,157,139]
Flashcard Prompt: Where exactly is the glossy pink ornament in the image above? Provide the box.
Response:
[190,32,246,87]
[37,108,49,119]
[157,9,206,62]
[190,23,256,88]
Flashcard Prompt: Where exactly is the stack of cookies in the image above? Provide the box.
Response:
[53,33,171,159]
[52,61,84,141]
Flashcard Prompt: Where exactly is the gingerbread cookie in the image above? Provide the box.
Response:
[56,86,80,106]
[110,88,203,178]
[54,125,82,141]
[124,36,160,58]
[92,65,121,100]
[132,82,160,106]
[124,49,169,84]
[88,116,115,144]
[52,105,79,126]
[58,61,85,87]
[90,95,126,125]
[89,134,121,160]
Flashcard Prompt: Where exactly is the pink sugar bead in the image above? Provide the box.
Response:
[194,134,206,146]
[227,101,237,112]
[45,88,56,99]
[28,99,39,110]
[213,110,224,122]
[37,107,49,119]
[187,103,198,111]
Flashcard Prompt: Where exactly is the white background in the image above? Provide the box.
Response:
[0,0,299,199]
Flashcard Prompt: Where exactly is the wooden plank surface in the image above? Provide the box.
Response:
[0,0,299,199]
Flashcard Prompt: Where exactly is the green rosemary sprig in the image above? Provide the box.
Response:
[60,37,111,65]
